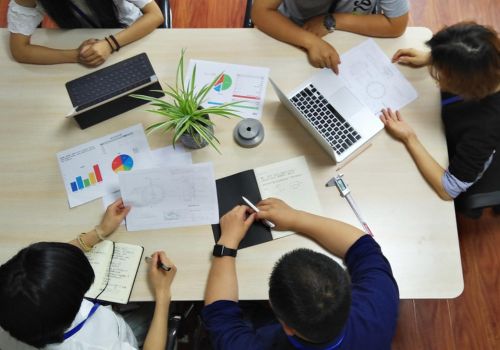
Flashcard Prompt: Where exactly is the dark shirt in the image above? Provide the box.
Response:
[202,235,399,350]
[442,91,500,196]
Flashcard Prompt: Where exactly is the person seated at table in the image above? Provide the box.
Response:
[251,0,409,73]
[202,198,399,350]
[0,199,176,350]
[381,22,500,206]
[8,0,164,67]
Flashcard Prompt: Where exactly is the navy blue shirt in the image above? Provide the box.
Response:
[202,235,399,350]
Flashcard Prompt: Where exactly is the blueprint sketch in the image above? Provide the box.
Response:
[119,163,218,231]
[339,39,418,114]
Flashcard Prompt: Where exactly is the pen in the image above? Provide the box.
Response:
[241,196,276,228]
[144,256,172,271]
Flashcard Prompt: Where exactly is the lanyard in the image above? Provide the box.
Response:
[441,95,463,106]
[287,333,345,350]
[63,302,100,340]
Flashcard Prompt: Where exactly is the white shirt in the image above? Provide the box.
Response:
[0,299,138,350]
[8,0,152,36]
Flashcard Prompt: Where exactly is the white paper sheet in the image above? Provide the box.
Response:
[119,163,219,231]
[339,39,418,114]
[57,124,153,208]
[254,156,323,239]
[186,59,270,119]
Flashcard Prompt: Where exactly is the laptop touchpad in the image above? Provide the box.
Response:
[328,87,363,117]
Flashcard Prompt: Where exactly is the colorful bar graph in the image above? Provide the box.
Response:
[70,164,103,193]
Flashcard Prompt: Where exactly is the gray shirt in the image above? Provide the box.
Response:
[279,0,409,25]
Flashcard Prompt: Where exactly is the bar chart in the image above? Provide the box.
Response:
[70,164,103,192]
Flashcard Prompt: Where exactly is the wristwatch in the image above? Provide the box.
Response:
[213,244,237,257]
[323,13,336,33]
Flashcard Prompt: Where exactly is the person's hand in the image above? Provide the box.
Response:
[305,38,340,74]
[77,38,99,52]
[303,15,329,37]
[380,108,416,144]
[148,251,176,302]
[392,48,430,67]
[98,198,131,237]
[256,198,299,231]
[78,40,112,67]
[218,205,255,249]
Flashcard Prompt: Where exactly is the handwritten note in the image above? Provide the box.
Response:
[254,156,323,239]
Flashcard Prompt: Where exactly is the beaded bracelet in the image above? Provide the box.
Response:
[109,34,121,52]
[104,37,115,53]
[77,233,92,252]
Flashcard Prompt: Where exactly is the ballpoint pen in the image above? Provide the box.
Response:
[144,256,172,271]
[241,196,276,228]
[326,173,374,236]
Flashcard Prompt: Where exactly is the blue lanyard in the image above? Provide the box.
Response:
[441,95,463,106]
[63,302,100,340]
[287,333,345,350]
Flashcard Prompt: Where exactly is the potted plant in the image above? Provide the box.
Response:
[132,50,241,153]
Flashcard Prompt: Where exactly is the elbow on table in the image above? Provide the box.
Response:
[10,45,31,64]
[386,14,409,37]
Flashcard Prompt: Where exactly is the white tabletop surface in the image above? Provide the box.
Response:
[0,27,463,300]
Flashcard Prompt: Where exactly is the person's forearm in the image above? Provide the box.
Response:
[69,228,102,251]
[204,255,238,305]
[143,297,170,350]
[252,7,319,50]
[335,13,408,37]
[404,135,452,200]
[113,3,163,48]
[10,41,78,64]
[291,211,364,258]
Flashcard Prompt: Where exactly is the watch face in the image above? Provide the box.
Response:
[324,14,335,32]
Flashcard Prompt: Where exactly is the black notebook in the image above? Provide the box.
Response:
[211,156,323,249]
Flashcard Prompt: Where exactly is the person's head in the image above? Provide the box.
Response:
[38,0,122,28]
[0,242,94,348]
[426,22,500,100]
[269,249,351,344]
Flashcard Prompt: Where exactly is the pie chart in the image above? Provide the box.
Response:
[213,74,232,92]
[112,154,134,173]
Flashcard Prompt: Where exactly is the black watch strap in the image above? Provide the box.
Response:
[213,244,237,257]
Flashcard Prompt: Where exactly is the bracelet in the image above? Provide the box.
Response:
[109,34,121,52]
[95,225,106,241]
[104,37,115,53]
[77,233,92,252]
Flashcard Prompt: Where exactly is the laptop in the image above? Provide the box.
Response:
[65,53,164,129]
[270,70,383,163]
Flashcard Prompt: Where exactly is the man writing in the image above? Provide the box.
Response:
[203,198,399,350]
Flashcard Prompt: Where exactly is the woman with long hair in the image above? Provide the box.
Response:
[8,0,164,66]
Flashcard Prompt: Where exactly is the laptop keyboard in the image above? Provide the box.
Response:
[66,53,156,111]
[290,84,361,155]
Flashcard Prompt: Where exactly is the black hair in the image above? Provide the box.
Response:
[0,242,95,348]
[269,248,351,344]
[426,22,500,100]
[39,0,123,28]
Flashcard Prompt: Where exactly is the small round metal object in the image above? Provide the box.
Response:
[233,119,264,148]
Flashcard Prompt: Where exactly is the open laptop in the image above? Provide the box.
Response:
[270,70,383,163]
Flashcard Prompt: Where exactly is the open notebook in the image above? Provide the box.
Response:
[85,240,144,304]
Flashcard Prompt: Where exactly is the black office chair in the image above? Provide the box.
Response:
[455,191,500,219]
[166,301,210,350]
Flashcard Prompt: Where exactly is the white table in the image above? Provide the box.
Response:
[0,27,463,300]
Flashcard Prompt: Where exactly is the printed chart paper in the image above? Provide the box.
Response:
[339,39,418,114]
[57,124,153,208]
[186,59,270,119]
[120,163,219,231]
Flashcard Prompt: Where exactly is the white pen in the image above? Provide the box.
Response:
[241,196,276,228]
